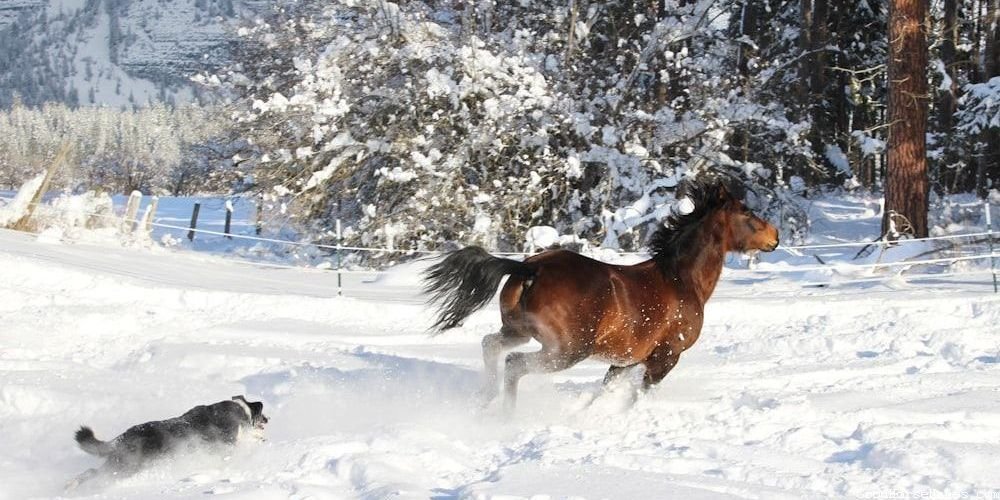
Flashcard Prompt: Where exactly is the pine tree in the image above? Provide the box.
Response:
[980,0,1000,195]
[884,0,930,237]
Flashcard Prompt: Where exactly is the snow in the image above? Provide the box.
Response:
[1,191,1000,499]
[0,171,45,226]
[824,144,851,175]
[425,68,459,102]
[379,167,419,183]
[933,58,954,92]
[524,225,559,251]
[565,156,583,179]
[676,196,696,215]
[473,214,492,234]
[305,163,341,190]
[958,76,1000,135]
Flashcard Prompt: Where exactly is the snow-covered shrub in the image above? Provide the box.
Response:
[45,191,116,231]
[217,0,810,254]
[957,77,1000,137]
[951,77,1000,195]
[9,190,118,239]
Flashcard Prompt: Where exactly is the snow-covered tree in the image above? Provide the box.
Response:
[0,101,227,194]
[216,0,810,253]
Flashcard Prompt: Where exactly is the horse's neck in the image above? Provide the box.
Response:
[676,215,728,304]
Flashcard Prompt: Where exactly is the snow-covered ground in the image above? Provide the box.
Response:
[2,194,1000,499]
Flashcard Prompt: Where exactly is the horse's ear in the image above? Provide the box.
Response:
[716,183,731,201]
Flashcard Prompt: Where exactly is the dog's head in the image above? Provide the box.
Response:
[232,395,268,439]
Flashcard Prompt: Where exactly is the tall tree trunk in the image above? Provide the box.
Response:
[810,0,832,175]
[982,0,1000,196]
[737,0,758,77]
[939,0,958,130]
[936,0,959,193]
[799,0,834,181]
[972,0,986,84]
[987,0,1000,85]
[829,1,850,156]
[798,0,813,106]
[799,0,822,182]
[885,0,930,237]
[735,0,759,164]
[565,0,578,63]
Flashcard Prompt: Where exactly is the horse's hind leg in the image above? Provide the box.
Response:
[503,349,587,414]
[479,328,530,404]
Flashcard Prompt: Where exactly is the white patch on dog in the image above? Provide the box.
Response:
[236,423,266,443]
[232,397,252,420]
[250,427,266,442]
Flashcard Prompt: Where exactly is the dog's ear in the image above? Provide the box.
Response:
[249,402,265,420]
[232,395,247,403]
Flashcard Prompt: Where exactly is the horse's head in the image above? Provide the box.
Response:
[653,176,780,265]
[716,184,779,253]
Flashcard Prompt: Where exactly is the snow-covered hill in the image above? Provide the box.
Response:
[0,0,265,108]
[1,217,999,498]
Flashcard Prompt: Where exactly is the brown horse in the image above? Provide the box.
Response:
[423,176,779,412]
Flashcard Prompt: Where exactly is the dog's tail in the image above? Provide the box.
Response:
[75,426,113,457]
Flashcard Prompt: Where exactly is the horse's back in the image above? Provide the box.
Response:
[525,248,621,288]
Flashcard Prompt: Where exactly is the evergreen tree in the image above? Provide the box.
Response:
[885,0,930,237]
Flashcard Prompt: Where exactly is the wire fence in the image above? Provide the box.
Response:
[6,196,1000,294]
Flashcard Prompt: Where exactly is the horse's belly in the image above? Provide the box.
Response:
[590,333,656,366]
[591,350,641,366]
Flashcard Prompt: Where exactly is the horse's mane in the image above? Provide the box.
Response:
[649,174,745,274]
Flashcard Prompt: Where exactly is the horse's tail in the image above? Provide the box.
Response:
[75,427,113,457]
[423,246,535,332]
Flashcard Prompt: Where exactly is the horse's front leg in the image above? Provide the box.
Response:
[602,364,638,386]
[641,346,681,390]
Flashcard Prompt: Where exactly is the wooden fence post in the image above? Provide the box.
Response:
[987,201,997,293]
[142,196,159,235]
[336,218,343,297]
[122,190,142,233]
[188,202,201,242]
[10,143,71,231]
[255,194,263,236]
[224,200,233,239]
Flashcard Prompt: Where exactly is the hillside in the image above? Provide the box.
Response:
[0,0,265,108]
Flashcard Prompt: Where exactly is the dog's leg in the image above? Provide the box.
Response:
[65,467,102,492]
[66,455,138,492]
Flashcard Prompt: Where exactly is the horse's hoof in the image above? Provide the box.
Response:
[473,389,498,408]
[501,400,517,417]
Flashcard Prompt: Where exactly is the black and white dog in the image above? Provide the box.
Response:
[69,395,268,489]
